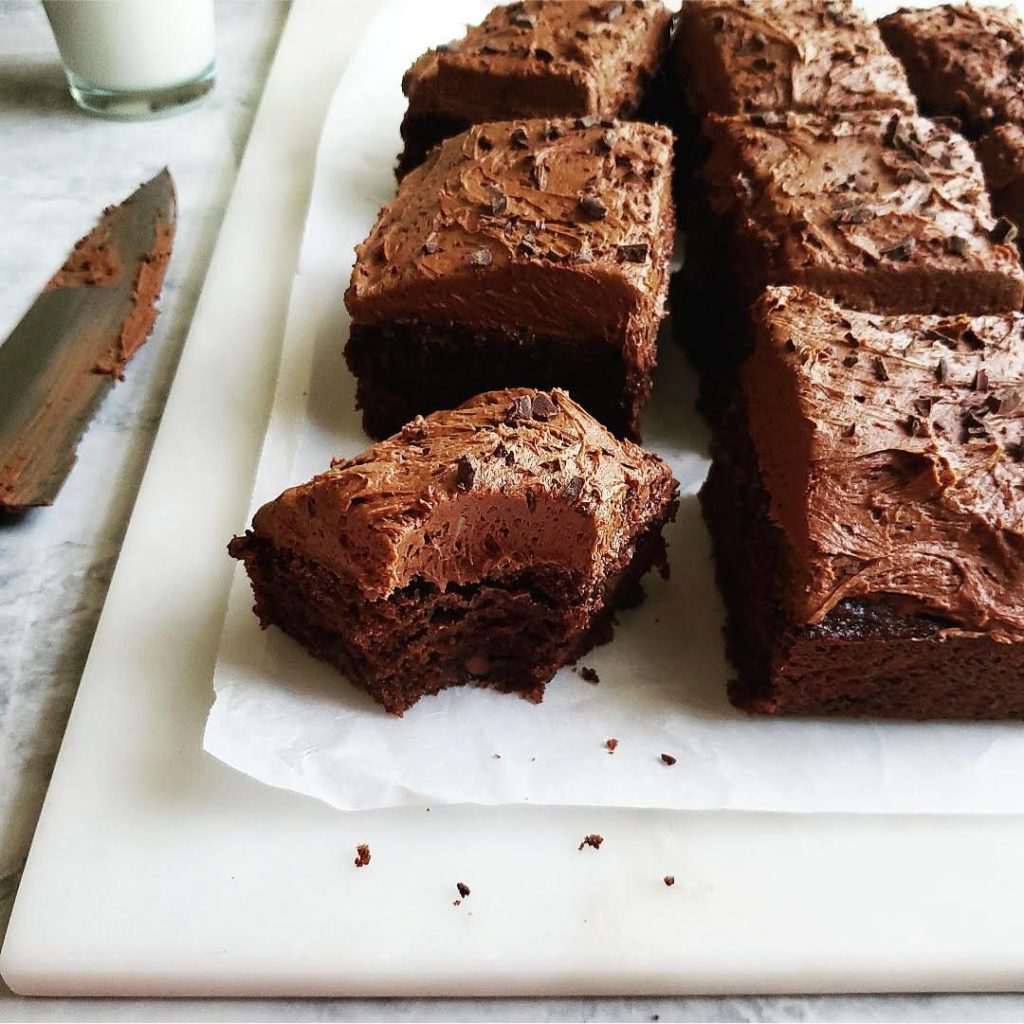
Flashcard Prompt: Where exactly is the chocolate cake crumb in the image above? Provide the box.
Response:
[578,665,600,684]
[456,881,471,898]
[663,875,675,887]
[354,844,371,867]
[660,753,676,765]
[605,737,618,753]
[510,126,529,148]
[578,833,604,850]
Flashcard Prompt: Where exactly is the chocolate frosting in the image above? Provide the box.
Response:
[346,117,674,353]
[403,0,670,123]
[744,286,1024,641]
[675,0,916,116]
[702,110,1024,310]
[246,388,676,602]
[879,4,1024,137]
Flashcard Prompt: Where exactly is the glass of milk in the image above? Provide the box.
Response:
[43,0,216,120]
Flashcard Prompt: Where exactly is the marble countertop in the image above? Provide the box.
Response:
[1,2,1023,1021]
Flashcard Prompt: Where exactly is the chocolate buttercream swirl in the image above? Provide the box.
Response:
[403,0,670,124]
[702,110,1023,305]
[249,389,675,602]
[676,0,916,116]
[346,118,674,343]
[745,287,1024,641]
[879,4,1024,137]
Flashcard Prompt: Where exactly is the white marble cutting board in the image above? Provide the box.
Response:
[3,0,1024,997]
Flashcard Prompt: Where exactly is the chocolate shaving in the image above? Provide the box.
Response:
[1004,442,1024,461]
[421,235,440,255]
[531,392,558,420]
[605,738,618,753]
[617,242,649,262]
[936,357,949,384]
[872,356,890,382]
[660,753,676,766]
[991,217,1018,244]
[505,395,533,423]
[947,234,968,256]
[963,328,984,351]
[455,455,476,492]
[973,367,989,391]
[598,129,616,153]
[913,397,934,416]
[578,834,604,851]
[842,354,858,368]
[510,125,530,148]
[903,414,926,437]
[998,389,1022,414]
[531,156,549,190]
[579,195,607,220]
[880,238,916,261]
[485,186,507,215]
[834,203,876,225]
[354,844,371,868]
[467,247,492,267]
[842,422,857,438]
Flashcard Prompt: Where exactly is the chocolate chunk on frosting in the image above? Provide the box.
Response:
[402,0,670,124]
[346,118,675,345]
[675,0,916,116]
[247,389,676,603]
[745,287,1024,641]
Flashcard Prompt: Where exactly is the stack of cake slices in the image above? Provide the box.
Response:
[233,0,1024,721]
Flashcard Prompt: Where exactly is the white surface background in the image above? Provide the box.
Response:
[3,0,1024,1019]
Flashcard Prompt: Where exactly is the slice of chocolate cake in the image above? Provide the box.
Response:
[878,4,1024,139]
[229,388,678,716]
[397,0,671,177]
[678,110,1024,413]
[345,118,675,442]
[670,0,915,171]
[977,125,1024,246]
[702,287,1024,719]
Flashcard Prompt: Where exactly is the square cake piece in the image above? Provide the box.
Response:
[345,117,675,441]
[397,0,671,177]
[977,124,1024,244]
[229,389,678,716]
[878,4,1024,138]
[702,287,1024,719]
[670,0,915,161]
[679,110,1024,411]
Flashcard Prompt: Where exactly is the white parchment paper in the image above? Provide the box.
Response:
[205,0,1024,813]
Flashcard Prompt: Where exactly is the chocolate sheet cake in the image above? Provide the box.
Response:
[229,388,678,716]
[878,4,1024,138]
[977,124,1024,245]
[345,117,675,441]
[702,287,1024,719]
[670,0,915,170]
[397,0,671,177]
[678,109,1024,412]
